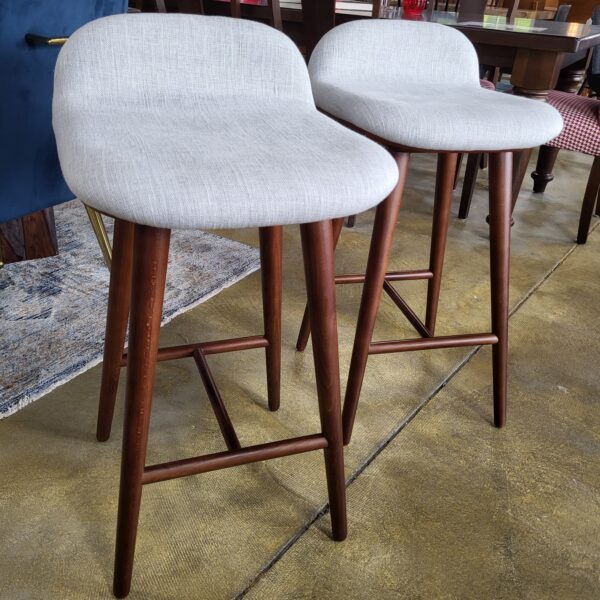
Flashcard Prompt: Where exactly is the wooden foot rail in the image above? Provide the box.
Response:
[382,281,431,338]
[193,349,241,451]
[142,434,328,484]
[334,269,433,285]
[369,333,498,355]
[119,335,268,366]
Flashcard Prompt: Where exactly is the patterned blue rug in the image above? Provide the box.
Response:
[0,201,260,418]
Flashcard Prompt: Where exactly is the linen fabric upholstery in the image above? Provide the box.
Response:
[308,20,564,152]
[53,15,399,230]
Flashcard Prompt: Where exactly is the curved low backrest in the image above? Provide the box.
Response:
[308,20,481,90]
[54,14,313,115]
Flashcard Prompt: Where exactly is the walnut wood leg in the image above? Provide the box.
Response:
[458,153,481,220]
[577,156,600,245]
[488,152,512,428]
[113,225,171,599]
[426,153,458,334]
[97,219,135,442]
[346,215,356,228]
[296,218,344,352]
[259,226,283,411]
[342,153,410,445]
[300,219,347,541]
[531,145,560,193]
[511,148,532,214]
[453,153,463,191]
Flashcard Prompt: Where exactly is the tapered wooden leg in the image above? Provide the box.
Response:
[97,219,134,442]
[426,153,458,334]
[296,218,345,352]
[531,145,560,193]
[259,226,283,411]
[512,148,532,213]
[113,225,171,599]
[453,153,463,191]
[488,152,512,428]
[342,153,410,445]
[300,220,346,541]
[458,153,481,220]
[577,156,600,244]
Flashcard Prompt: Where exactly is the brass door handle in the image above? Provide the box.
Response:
[25,33,69,47]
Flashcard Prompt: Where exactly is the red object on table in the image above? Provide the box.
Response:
[402,0,427,18]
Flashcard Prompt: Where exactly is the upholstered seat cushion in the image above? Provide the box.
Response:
[53,15,399,230]
[309,20,563,152]
[55,102,399,230]
[310,82,563,152]
[546,91,600,156]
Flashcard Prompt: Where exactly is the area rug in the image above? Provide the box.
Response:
[0,201,260,419]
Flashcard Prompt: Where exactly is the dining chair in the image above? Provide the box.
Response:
[530,92,600,243]
[296,19,562,443]
[0,0,129,267]
[53,13,398,596]
[460,7,600,242]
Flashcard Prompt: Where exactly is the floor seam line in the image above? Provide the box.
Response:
[234,223,598,598]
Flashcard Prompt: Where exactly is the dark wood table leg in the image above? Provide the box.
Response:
[509,49,564,213]
[531,145,561,193]
[0,208,59,265]
[302,0,336,58]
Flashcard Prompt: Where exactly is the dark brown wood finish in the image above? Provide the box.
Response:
[302,0,336,58]
[488,152,512,428]
[0,208,58,264]
[342,153,411,445]
[577,156,600,244]
[531,145,561,193]
[113,224,171,599]
[142,434,328,484]
[259,226,283,411]
[299,219,347,541]
[459,153,482,219]
[107,217,348,595]
[193,349,241,451]
[426,153,458,334]
[97,219,135,442]
[296,217,345,352]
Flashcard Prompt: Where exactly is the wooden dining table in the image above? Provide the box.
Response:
[301,2,600,203]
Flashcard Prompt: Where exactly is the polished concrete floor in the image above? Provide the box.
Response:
[1,151,598,599]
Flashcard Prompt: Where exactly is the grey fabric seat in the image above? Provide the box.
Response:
[53,14,399,230]
[309,20,564,151]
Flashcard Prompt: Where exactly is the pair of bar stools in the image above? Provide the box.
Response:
[52,14,562,597]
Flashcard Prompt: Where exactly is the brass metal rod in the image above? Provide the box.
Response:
[84,205,112,269]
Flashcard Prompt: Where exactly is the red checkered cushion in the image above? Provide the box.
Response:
[479,79,496,91]
[546,91,600,156]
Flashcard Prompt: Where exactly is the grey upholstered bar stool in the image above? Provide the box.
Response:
[52,14,398,597]
[298,19,563,442]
